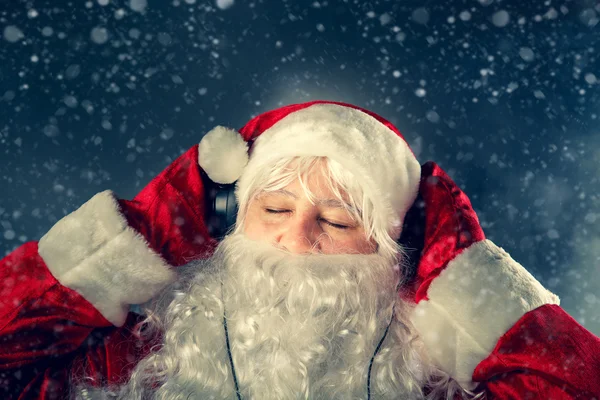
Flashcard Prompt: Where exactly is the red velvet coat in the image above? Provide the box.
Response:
[1,145,599,399]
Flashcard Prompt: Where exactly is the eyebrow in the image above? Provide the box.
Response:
[261,189,354,210]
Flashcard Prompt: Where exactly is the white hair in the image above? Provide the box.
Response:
[233,156,406,264]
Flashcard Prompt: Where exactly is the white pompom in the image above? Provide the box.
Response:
[198,126,249,184]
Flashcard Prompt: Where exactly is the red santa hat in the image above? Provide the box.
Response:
[198,101,422,241]
[197,100,484,301]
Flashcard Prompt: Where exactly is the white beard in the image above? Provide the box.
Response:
[75,233,434,400]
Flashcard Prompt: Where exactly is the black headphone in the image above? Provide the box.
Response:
[203,173,425,284]
[205,180,239,240]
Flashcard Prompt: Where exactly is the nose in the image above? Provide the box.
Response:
[276,214,321,254]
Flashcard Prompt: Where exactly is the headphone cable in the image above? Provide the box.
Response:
[221,278,396,400]
[221,279,242,400]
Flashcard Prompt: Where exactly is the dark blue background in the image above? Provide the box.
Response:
[1,0,599,335]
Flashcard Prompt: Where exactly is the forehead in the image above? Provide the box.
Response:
[253,158,358,209]
[259,188,349,209]
[269,161,335,190]
[257,169,357,212]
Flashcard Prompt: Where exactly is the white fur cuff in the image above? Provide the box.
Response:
[410,240,560,390]
[38,190,176,327]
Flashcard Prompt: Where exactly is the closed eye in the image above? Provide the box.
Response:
[322,220,350,230]
[264,208,288,214]
[264,209,350,230]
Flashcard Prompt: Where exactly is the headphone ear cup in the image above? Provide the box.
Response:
[223,185,239,233]
[206,182,239,239]
[397,192,426,285]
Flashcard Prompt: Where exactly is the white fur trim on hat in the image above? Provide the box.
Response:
[198,126,249,184]
[38,190,176,327]
[235,103,421,239]
[410,239,560,390]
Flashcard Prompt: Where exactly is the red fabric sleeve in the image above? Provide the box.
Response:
[0,145,220,399]
[119,145,219,267]
[474,304,600,399]
[411,161,485,303]
[0,242,112,399]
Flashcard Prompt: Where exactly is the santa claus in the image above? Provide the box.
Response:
[0,101,598,400]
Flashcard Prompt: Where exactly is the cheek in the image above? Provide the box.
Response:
[321,233,377,255]
[243,222,268,241]
[362,238,378,254]
[344,236,378,254]
[242,204,271,240]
